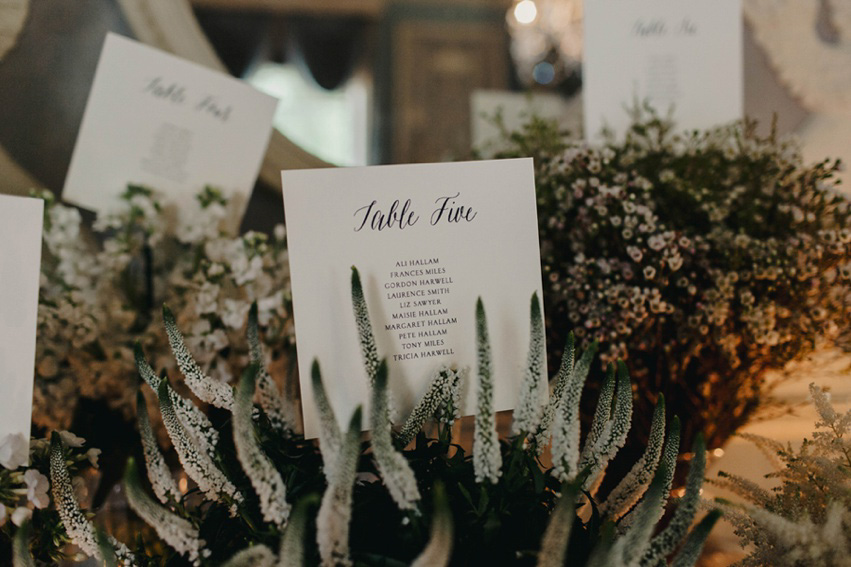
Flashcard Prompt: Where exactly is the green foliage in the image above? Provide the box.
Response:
[11,270,718,566]
[710,383,851,566]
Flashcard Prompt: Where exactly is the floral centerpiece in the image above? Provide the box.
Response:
[495,109,851,461]
[5,270,717,566]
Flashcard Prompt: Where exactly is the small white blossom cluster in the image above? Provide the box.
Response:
[33,185,295,432]
[48,433,134,565]
[0,435,48,531]
[0,431,103,547]
[709,383,851,566]
[397,365,463,447]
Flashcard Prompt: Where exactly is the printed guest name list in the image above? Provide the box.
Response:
[352,191,474,363]
[384,257,457,361]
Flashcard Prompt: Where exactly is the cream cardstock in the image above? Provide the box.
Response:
[584,0,743,140]
[63,33,277,220]
[0,195,44,453]
[283,159,546,438]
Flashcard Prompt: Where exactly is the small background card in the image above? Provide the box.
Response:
[283,159,546,438]
[63,33,278,221]
[583,0,742,139]
[0,195,43,452]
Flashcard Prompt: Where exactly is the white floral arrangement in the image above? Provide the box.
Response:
[34,185,294,432]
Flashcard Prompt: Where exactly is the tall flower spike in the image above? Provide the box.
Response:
[123,458,205,565]
[136,391,181,505]
[579,363,616,469]
[613,453,672,567]
[12,518,35,567]
[410,483,453,567]
[234,364,291,528]
[550,342,599,482]
[370,359,421,510]
[534,333,575,444]
[312,361,341,481]
[669,510,721,567]
[537,483,579,567]
[581,360,633,492]
[163,304,235,410]
[157,378,243,513]
[513,292,546,436]
[247,303,296,436]
[350,267,379,386]
[135,342,219,458]
[618,416,680,531]
[640,434,707,566]
[278,495,319,567]
[397,365,462,447]
[600,394,666,520]
[473,298,502,484]
[317,407,362,567]
[49,433,135,565]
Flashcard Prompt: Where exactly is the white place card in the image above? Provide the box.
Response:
[0,195,44,459]
[583,0,742,140]
[63,33,278,220]
[283,159,546,438]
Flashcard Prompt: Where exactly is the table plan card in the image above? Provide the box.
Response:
[0,195,44,459]
[583,0,742,140]
[283,159,546,438]
[63,33,278,221]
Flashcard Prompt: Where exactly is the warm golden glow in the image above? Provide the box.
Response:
[514,0,538,25]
